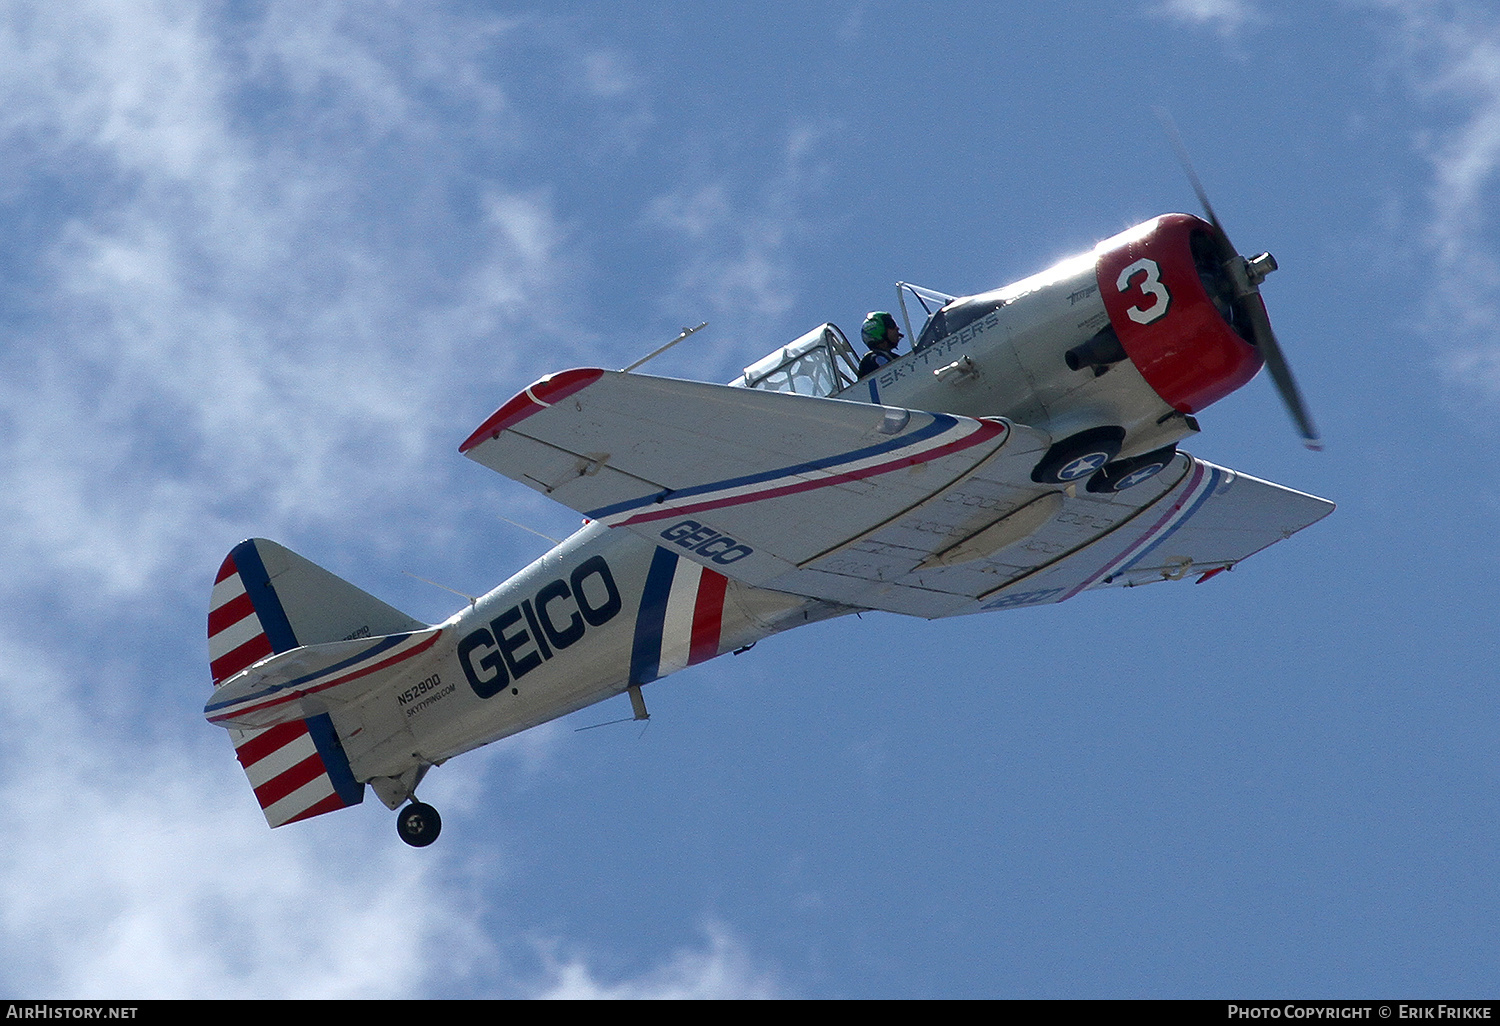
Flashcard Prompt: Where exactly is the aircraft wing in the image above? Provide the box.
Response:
[460,368,1050,580]
[462,369,1333,618]
[772,454,1334,617]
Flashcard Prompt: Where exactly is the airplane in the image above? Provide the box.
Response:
[204,206,1334,847]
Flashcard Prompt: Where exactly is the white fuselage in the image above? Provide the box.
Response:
[837,253,1192,461]
[334,522,839,795]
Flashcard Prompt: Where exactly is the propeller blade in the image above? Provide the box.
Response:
[1156,109,1230,247]
[1156,109,1322,450]
[1241,294,1323,450]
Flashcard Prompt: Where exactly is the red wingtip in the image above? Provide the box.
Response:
[459,368,606,453]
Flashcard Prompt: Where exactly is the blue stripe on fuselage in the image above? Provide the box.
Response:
[629,547,680,686]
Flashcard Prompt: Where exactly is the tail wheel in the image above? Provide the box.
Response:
[1030,427,1125,484]
[397,801,442,847]
[1086,445,1178,494]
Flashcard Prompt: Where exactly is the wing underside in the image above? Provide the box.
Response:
[462,369,1333,618]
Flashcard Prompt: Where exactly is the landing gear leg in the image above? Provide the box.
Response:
[396,801,442,847]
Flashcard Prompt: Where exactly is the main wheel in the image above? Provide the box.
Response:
[396,802,442,847]
[1086,445,1178,494]
[1030,427,1125,485]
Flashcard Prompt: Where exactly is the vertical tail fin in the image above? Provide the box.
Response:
[208,538,424,828]
[208,541,292,685]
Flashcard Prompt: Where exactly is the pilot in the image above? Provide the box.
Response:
[858,311,903,377]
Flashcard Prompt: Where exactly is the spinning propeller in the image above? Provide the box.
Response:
[1158,112,1322,451]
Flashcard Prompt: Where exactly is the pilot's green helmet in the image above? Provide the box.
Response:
[862,311,898,347]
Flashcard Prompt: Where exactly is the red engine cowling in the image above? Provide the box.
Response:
[1094,213,1264,414]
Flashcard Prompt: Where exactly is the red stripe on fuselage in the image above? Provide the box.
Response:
[688,570,727,665]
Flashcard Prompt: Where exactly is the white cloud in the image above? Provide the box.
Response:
[0,630,775,998]
[1372,1,1500,401]
[0,2,788,998]
[0,1,574,605]
[0,634,491,998]
[532,924,785,999]
[646,125,832,321]
[1151,0,1263,38]
[578,50,637,99]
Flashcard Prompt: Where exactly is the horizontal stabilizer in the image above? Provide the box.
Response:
[228,715,364,828]
[205,628,443,730]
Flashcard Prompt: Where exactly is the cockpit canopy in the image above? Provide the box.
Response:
[912,289,1010,351]
[737,323,860,398]
[733,281,982,400]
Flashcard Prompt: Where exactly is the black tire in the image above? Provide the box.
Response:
[397,802,442,847]
[1086,445,1178,494]
[1030,427,1126,484]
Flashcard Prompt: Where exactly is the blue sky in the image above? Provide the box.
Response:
[2,0,1498,998]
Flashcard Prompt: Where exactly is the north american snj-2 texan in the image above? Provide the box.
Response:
[204,183,1334,846]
